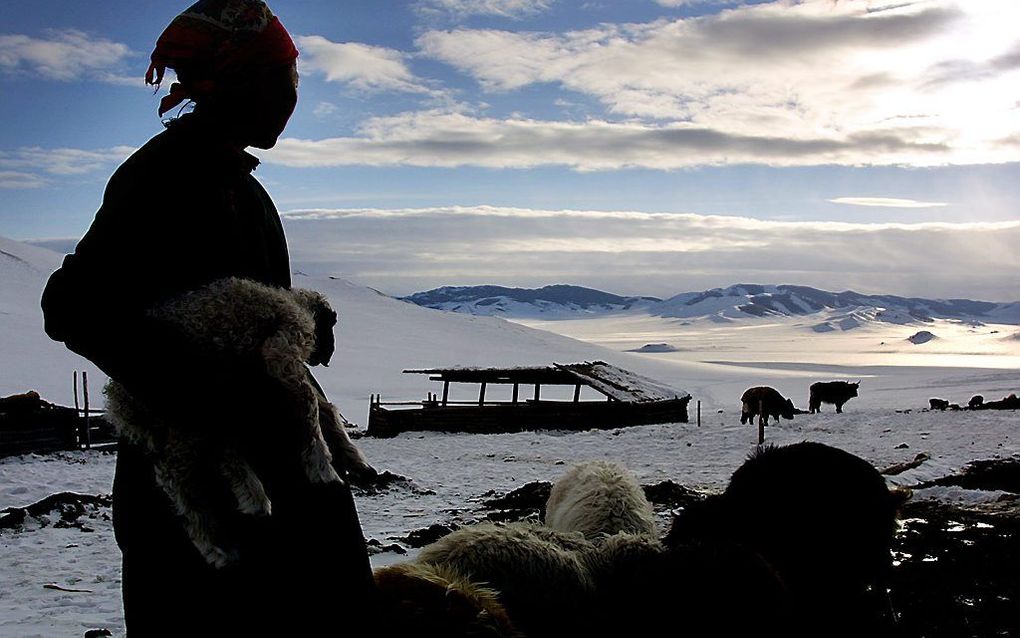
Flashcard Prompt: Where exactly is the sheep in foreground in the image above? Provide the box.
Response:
[105,277,373,567]
[373,562,520,637]
[545,460,656,540]
[415,522,594,638]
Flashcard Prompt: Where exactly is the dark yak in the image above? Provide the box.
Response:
[665,442,902,638]
[740,386,796,426]
[929,398,949,411]
[808,380,859,414]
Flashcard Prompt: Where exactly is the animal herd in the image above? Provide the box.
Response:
[372,442,903,638]
[929,392,1020,412]
[740,380,860,426]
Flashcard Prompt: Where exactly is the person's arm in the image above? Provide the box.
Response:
[41,166,266,414]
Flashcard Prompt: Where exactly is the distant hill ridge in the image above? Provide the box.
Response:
[402,282,1020,325]
[401,284,661,317]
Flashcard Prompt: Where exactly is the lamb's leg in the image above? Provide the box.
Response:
[155,431,240,569]
[318,395,377,483]
[294,378,343,485]
[261,338,342,486]
[220,447,271,517]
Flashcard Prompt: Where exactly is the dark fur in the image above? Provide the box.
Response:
[588,533,790,637]
[666,442,902,638]
[929,398,949,411]
[740,386,796,426]
[808,380,859,413]
[968,395,984,409]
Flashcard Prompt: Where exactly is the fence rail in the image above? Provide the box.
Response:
[0,372,117,458]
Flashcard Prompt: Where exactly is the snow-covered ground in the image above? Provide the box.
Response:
[2,236,1019,635]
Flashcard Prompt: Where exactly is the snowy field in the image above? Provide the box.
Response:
[2,236,1019,635]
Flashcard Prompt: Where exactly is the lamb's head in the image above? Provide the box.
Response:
[292,288,338,366]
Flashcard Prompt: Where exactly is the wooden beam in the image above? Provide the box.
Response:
[512,383,519,404]
[573,384,581,402]
[478,382,487,406]
[442,381,450,407]
[534,384,541,402]
[82,371,91,450]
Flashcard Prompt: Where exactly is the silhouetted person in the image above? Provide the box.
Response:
[41,1,376,633]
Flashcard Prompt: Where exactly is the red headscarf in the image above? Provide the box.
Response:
[145,0,299,116]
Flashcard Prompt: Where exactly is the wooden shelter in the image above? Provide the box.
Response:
[366,361,691,437]
[0,389,115,458]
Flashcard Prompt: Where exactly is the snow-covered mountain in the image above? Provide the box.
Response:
[0,237,682,414]
[401,284,661,318]
[654,284,1020,326]
[402,282,1020,327]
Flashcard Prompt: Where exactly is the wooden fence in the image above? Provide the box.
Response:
[0,372,117,458]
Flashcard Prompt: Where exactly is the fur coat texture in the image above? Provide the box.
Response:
[104,277,373,567]
[374,562,521,637]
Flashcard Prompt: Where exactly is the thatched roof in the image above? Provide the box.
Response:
[404,361,689,403]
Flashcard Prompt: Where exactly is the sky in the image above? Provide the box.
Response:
[2,0,1019,299]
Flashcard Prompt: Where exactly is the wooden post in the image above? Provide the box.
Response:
[573,384,581,402]
[697,400,701,427]
[758,399,764,445]
[82,371,91,450]
[533,384,541,402]
[478,382,487,406]
[73,371,80,413]
[442,381,450,407]
[512,383,519,404]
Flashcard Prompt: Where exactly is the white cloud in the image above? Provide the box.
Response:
[281,205,1020,300]
[263,109,951,170]
[0,146,134,175]
[418,0,555,18]
[297,35,438,95]
[415,0,1020,166]
[830,197,948,208]
[313,102,339,118]
[0,171,46,189]
[0,30,132,82]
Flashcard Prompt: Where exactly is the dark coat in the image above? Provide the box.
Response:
[41,114,375,634]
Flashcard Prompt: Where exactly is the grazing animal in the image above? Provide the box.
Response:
[808,380,860,413]
[740,386,796,426]
[929,398,949,411]
[545,460,656,540]
[373,562,520,637]
[975,392,1020,410]
[969,394,984,409]
[415,522,594,638]
[666,442,901,638]
[104,277,373,567]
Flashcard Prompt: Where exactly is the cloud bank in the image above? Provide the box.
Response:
[281,205,1020,300]
[264,110,951,170]
[283,1,1020,169]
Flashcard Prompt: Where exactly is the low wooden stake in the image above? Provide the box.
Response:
[758,399,765,444]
